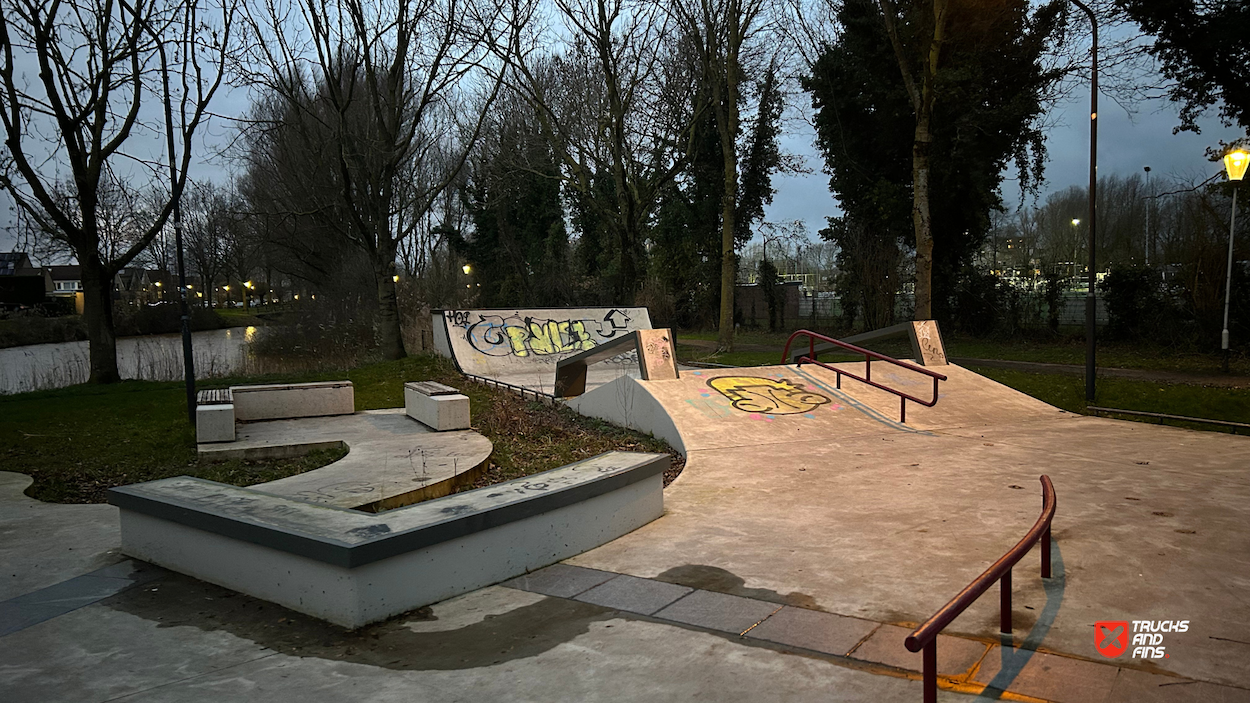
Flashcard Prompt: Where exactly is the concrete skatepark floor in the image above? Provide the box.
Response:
[2,357,1249,701]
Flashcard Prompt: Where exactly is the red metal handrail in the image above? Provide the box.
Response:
[905,476,1057,703]
[781,329,947,423]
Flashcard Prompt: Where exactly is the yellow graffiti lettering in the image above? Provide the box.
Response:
[708,376,831,415]
[505,326,530,356]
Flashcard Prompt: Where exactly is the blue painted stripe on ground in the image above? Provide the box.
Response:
[0,560,164,637]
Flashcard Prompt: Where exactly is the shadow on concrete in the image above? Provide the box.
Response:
[102,571,618,671]
[653,564,819,609]
[972,537,1067,700]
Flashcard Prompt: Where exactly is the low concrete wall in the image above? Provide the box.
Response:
[564,376,686,456]
[231,381,354,422]
[109,451,667,628]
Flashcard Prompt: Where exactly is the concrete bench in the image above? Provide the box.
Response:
[196,388,235,443]
[405,381,470,431]
[108,451,667,629]
[231,381,354,422]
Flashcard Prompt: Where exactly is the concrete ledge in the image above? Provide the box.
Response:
[195,403,235,443]
[108,451,667,628]
[231,381,354,422]
[405,383,470,431]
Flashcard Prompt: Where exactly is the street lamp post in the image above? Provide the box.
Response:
[1144,166,1152,265]
[1221,149,1248,372]
[1069,0,1098,403]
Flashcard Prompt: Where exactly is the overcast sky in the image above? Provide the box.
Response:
[2,54,1246,258]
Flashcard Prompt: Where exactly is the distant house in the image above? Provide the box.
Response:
[46,265,83,296]
[0,252,48,308]
[1,251,36,276]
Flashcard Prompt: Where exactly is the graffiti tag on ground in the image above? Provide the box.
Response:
[707,376,833,415]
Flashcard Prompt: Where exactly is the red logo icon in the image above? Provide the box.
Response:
[1095,621,1129,658]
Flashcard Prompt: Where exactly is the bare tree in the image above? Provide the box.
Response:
[0,0,233,382]
[503,0,704,302]
[234,0,515,359]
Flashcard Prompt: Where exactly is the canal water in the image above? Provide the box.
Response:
[0,327,260,395]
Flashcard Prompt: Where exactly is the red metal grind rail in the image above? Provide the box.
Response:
[905,476,1057,703]
[781,329,947,423]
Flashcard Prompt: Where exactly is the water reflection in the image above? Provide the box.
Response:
[0,327,262,395]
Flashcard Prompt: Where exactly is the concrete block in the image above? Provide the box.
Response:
[230,381,354,422]
[653,589,779,634]
[503,564,617,599]
[405,384,470,431]
[745,605,880,656]
[574,574,692,616]
[195,403,235,443]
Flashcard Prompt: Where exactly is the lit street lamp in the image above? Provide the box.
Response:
[462,264,472,275]
[1220,149,1248,372]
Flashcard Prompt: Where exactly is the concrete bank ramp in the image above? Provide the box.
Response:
[433,307,653,394]
[567,362,1069,453]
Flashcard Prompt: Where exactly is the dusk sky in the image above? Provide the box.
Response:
[2,50,1246,258]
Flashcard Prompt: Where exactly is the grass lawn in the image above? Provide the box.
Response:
[676,327,1250,375]
[966,366,1250,428]
[1,353,681,504]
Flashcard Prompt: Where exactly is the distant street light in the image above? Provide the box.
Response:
[1220,149,1248,372]
[1144,166,1152,265]
[1069,0,1099,403]
[462,264,472,275]
[393,274,400,282]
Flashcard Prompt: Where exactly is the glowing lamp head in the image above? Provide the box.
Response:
[1225,150,1249,181]
[393,275,399,282]
[1071,219,1080,226]
[462,264,472,275]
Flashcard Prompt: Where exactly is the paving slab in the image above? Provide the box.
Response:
[574,574,692,616]
[0,560,162,636]
[848,624,989,677]
[0,471,121,600]
[654,588,782,635]
[744,605,880,656]
[503,564,618,599]
[972,647,1119,702]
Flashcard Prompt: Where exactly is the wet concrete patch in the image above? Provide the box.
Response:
[100,571,618,671]
[652,564,819,609]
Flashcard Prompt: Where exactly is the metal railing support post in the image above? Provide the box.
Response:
[1042,526,1052,578]
[1000,569,1012,634]
[923,641,937,703]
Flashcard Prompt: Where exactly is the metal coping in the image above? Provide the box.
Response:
[108,453,668,569]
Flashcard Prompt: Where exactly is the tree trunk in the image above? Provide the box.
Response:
[80,256,121,384]
[912,110,934,320]
[716,60,741,353]
[376,259,406,361]
[717,163,738,351]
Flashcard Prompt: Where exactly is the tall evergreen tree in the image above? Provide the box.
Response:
[804,0,1063,326]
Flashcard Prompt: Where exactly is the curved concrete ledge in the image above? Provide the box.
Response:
[107,451,668,628]
[200,409,493,512]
